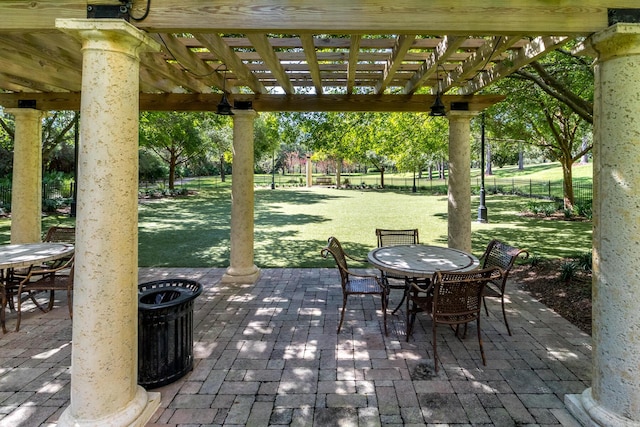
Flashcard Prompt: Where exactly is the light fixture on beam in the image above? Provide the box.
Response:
[216,70,234,116]
[430,64,447,117]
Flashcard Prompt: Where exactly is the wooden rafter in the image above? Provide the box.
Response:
[195,33,267,94]
[403,36,464,95]
[247,33,295,95]
[460,35,570,95]
[375,35,416,95]
[151,33,225,90]
[300,34,323,95]
[347,35,361,95]
[440,36,521,93]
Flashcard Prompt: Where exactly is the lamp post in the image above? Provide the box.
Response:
[271,152,275,189]
[412,169,417,193]
[477,112,488,223]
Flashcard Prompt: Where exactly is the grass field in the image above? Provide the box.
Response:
[0,162,593,268]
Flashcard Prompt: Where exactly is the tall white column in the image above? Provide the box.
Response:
[6,108,45,244]
[56,19,160,426]
[222,109,260,284]
[306,155,312,187]
[566,23,640,426]
[447,111,477,252]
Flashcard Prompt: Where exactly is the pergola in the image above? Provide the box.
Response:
[1,1,640,426]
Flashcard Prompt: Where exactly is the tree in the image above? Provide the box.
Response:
[201,114,232,181]
[139,111,209,190]
[487,47,594,208]
[0,109,78,175]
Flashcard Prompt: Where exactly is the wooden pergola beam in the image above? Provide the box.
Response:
[0,92,505,112]
[0,1,629,33]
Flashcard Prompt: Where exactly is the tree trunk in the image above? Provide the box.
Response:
[380,167,385,188]
[518,149,524,170]
[561,161,575,210]
[485,144,493,175]
[168,157,176,190]
[220,155,226,182]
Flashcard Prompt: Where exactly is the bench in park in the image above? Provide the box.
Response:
[315,177,333,185]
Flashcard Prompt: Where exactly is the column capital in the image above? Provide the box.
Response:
[4,108,47,120]
[232,109,258,120]
[447,110,480,122]
[587,23,640,61]
[56,18,160,56]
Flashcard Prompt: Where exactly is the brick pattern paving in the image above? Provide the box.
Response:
[0,267,590,426]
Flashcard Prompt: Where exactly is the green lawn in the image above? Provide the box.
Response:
[0,162,593,268]
[136,183,591,268]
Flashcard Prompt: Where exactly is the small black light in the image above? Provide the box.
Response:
[216,69,234,116]
[217,93,234,115]
[429,93,446,117]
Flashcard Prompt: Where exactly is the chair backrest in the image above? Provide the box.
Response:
[320,236,350,287]
[432,267,502,321]
[376,228,419,247]
[480,240,529,288]
[44,226,75,244]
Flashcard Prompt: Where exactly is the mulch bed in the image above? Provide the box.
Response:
[510,260,592,335]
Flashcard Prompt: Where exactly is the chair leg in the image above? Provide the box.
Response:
[337,295,347,333]
[47,290,55,311]
[15,291,23,332]
[477,317,486,366]
[433,321,439,373]
[381,290,388,336]
[67,288,73,319]
[406,297,417,342]
[483,296,489,316]
[501,296,512,336]
[1,292,6,334]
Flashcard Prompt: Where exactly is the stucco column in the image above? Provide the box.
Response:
[6,108,46,244]
[56,19,160,427]
[306,155,312,187]
[222,109,260,284]
[566,23,640,427]
[447,111,477,252]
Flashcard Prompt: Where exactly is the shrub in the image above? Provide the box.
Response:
[574,200,593,219]
[525,254,545,268]
[574,251,592,272]
[559,261,578,282]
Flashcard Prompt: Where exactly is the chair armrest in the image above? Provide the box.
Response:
[21,256,74,282]
[343,251,367,264]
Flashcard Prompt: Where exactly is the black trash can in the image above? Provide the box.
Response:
[138,278,203,389]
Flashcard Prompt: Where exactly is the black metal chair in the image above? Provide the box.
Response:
[406,266,502,372]
[321,236,388,335]
[13,255,75,332]
[478,240,529,335]
[375,228,422,314]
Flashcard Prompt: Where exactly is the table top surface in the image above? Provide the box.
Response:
[0,242,74,270]
[367,244,480,278]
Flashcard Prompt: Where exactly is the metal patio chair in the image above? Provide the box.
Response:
[321,236,388,336]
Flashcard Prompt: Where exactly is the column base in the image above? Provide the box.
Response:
[566,388,640,427]
[221,265,261,284]
[58,387,160,427]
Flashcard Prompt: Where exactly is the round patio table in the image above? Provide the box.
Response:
[367,244,479,279]
[0,242,75,333]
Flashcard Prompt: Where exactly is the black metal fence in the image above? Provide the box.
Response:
[256,174,593,206]
[0,182,74,209]
[0,176,593,211]
[476,177,593,205]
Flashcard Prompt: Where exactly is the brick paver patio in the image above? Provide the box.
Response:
[0,267,590,426]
